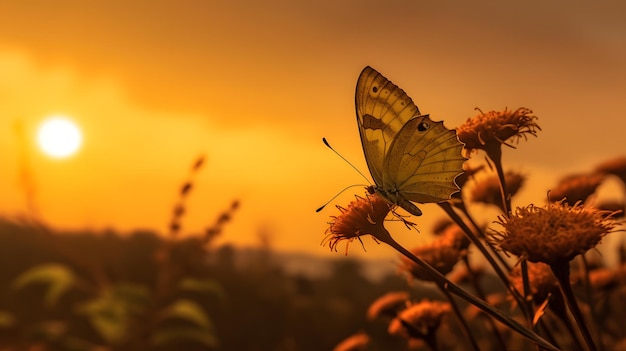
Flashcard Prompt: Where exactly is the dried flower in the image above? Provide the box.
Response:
[457,107,540,155]
[594,156,626,184]
[332,332,370,351]
[324,193,393,253]
[493,201,616,265]
[367,291,410,320]
[471,171,526,210]
[400,236,466,281]
[388,300,451,339]
[548,173,605,205]
[510,262,558,305]
[594,200,625,218]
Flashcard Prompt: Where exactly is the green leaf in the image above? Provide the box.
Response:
[178,277,226,300]
[75,283,150,345]
[160,299,213,330]
[13,263,76,306]
[150,326,218,349]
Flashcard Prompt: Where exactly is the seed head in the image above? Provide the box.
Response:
[457,107,540,155]
[493,201,617,265]
[399,234,467,281]
[367,291,410,320]
[595,156,626,184]
[324,193,393,253]
[471,171,526,210]
[388,300,451,339]
[548,173,605,205]
[510,262,558,305]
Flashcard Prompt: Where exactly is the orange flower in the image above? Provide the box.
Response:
[388,300,451,339]
[457,107,540,155]
[510,262,558,305]
[548,173,605,205]
[594,156,626,184]
[332,332,370,351]
[324,192,393,253]
[367,291,410,320]
[399,233,467,282]
[471,171,526,210]
[493,201,616,265]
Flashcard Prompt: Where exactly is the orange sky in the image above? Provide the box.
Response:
[1,1,625,260]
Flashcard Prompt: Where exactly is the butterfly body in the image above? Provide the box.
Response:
[356,66,465,216]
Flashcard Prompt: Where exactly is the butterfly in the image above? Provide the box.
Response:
[356,66,465,216]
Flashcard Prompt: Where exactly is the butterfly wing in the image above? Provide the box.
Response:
[355,66,419,188]
[383,114,465,204]
[355,66,465,215]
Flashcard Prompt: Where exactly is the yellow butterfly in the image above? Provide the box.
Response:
[356,66,465,216]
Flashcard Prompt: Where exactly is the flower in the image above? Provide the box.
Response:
[388,300,451,339]
[493,201,617,265]
[399,233,467,281]
[548,173,605,205]
[457,107,540,155]
[470,171,526,210]
[510,262,558,305]
[594,156,626,184]
[332,332,370,351]
[324,192,393,253]
[367,291,410,320]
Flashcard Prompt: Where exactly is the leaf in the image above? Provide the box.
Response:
[150,326,218,349]
[75,283,150,345]
[13,263,76,306]
[533,294,551,326]
[160,299,213,330]
[178,277,225,300]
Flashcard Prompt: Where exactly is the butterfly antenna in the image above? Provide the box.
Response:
[315,184,369,212]
[322,137,372,185]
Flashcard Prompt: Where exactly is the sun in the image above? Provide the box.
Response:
[37,116,83,158]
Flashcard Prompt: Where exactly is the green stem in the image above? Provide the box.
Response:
[551,261,597,351]
[379,230,560,351]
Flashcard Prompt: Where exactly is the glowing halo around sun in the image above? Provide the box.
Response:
[37,116,83,158]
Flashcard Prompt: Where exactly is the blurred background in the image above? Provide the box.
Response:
[0,1,624,350]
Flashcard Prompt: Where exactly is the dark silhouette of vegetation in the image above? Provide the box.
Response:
[0,218,424,350]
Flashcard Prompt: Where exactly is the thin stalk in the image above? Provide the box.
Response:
[551,261,597,351]
[380,231,560,351]
[439,202,529,319]
[486,146,511,216]
[454,201,511,271]
[436,283,481,351]
[462,257,508,350]
[520,259,538,332]
[581,255,604,351]
[423,328,440,351]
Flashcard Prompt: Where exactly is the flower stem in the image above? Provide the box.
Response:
[436,283,481,351]
[439,202,529,319]
[550,260,597,351]
[486,146,511,216]
[462,257,508,350]
[379,230,560,351]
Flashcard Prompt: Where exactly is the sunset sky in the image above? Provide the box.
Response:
[1,1,625,261]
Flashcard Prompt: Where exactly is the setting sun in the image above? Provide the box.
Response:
[37,116,83,158]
